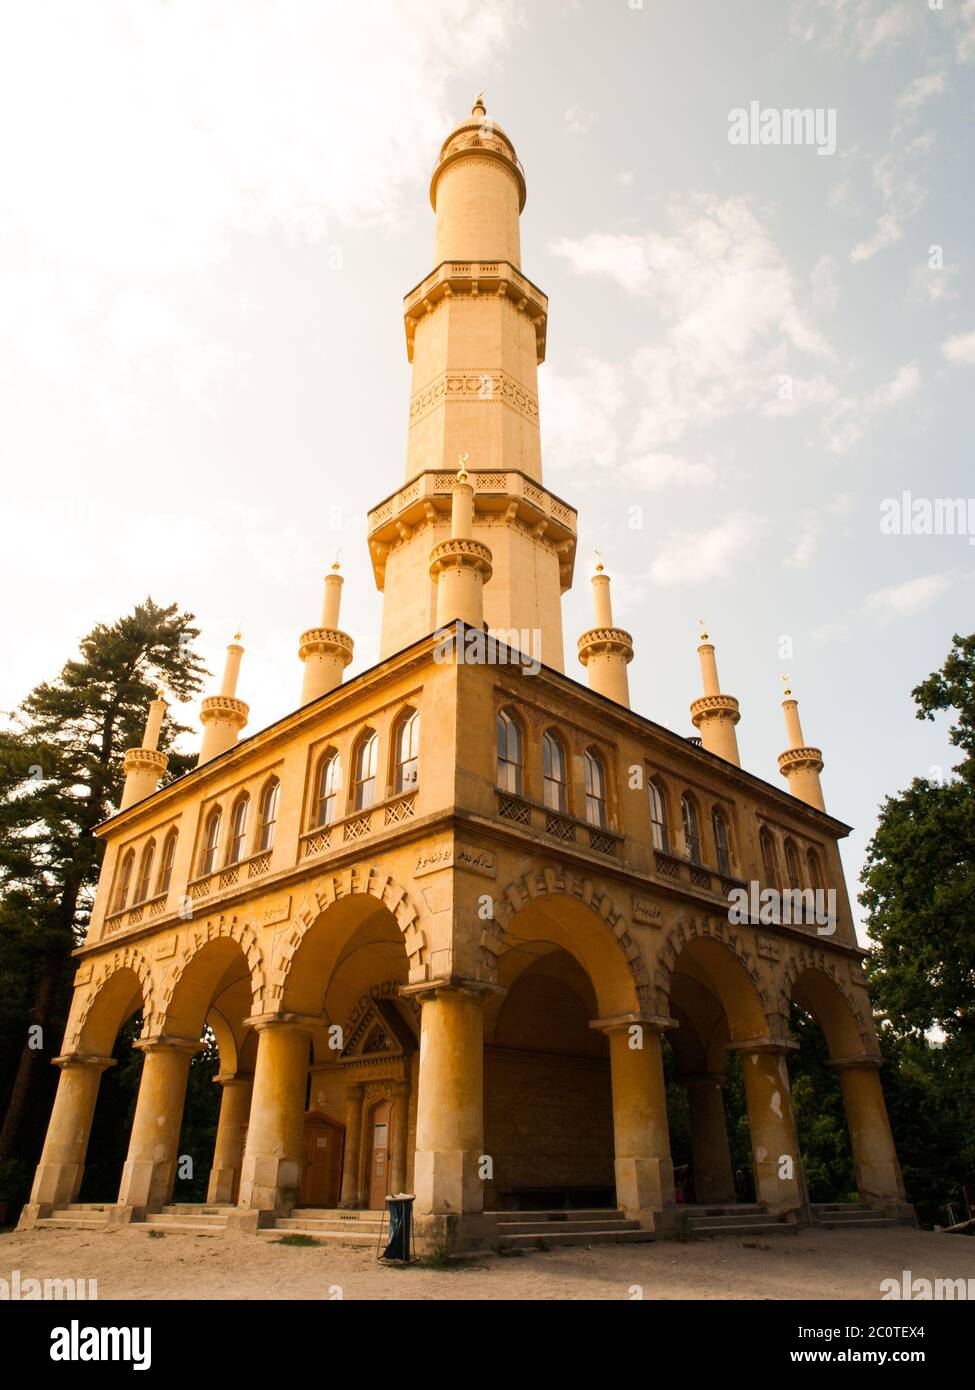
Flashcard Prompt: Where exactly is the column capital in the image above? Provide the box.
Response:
[242,1011,322,1034]
[725,1036,798,1056]
[589,1012,678,1037]
[825,1054,884,1072]
[52,1052,117,1072]
[133,1036,201,1057]
[213,1071,254,1088]
[399,976,505,1005]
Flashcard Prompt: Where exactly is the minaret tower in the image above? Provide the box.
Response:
[120,690,169,810]
[577,561,633,707]
[197,637,249,766]
[690,626,741,766]
[367,96,577,670]
[298,563,354,705]
[777,678,826,811]
[430,460,493,629]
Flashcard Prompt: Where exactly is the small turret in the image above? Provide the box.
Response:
[577,559,633,707]
[299,563,354,704]
[429,458,493,630]
[690,625,741,765]
[120,689,169,810]
[197,637,249,766]
[777,677,825,811]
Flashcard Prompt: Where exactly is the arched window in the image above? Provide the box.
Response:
[353,730,379,811]
[227,794,250,865]
[257,777,280,853]
[157,828,178,896]
[496,709,522,795]
[315,750,341,827]
[542,730,566,812]
[711,807,731,876]
[201,808,221,876]
[134,839,155,904]
[784,838,800,890]
[681,794,701,864]
[648,778,668,852]
[759,826,779,885]
[113,849,134,913]
[584,749,607,827]
[393,708,420,794]
[807,848,823,891]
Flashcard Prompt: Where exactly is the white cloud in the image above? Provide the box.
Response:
[869,361,920,409]
[863,573,953,621]
[821,362,920,453]
[565,107,596,136]
[538,355,627,479]
[790,0,916,58]
[894,71,946,128]
[850,151,927,263]
[942,330,975,366]
[621,453,717,491]
[648,513,761,588]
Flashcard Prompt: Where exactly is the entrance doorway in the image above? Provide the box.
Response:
[367,1099,393,1209]
[299,1114,344,1208]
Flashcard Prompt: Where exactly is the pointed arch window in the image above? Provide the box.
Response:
[157,827,178,896]
[257,777,280,853]
[711,807,731,876]
[134,839,155,904]
[113,849,135,913]
[227,794,250,865]
[807,848,824,891]
[584,749,607,828]
[496,709,522,795]
[648,778,668,852]
[393,708,420,794]
[353,730,379,811]
[315,750,341,827]
[759,826,779,886]
[681,793,701,864]
[201,808,222,876]
[784,838,801,890]
[542,730,566,812]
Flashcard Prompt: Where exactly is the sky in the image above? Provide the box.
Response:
[1,0,972,943]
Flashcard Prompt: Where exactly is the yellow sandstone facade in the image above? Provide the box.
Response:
[22,100,910,1251]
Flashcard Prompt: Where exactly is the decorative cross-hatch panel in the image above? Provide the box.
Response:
[385,798,415,825]
[689,866,712,890]
[588,829,618,857]
[344,815,372,843]
[248,853,271,879]
[303,831,331,857]
[219,867,240,890]
[545,812,575,842]
[654,853,680,880]
[190,879,211,901]
[498,794,531,825]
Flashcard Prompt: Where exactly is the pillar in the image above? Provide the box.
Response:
[236,1020,310,1215]
[830,1058,907,1209]
[684,1074,736,1203]
[600,1017,675,1228]
[117,1038,197,1215]
[411,984,486,1216]
[389,1080,410,1195]
[24,1054,115,1216]
[338,1083,365,1208]
[732,1040,803,1217]
[206,1072,253,1205]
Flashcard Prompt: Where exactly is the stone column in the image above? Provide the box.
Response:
[389,1080,410,1195]
[410,983,487,1217]
[684,1074,736,1203]
[236,1019,310,1215]
[338,1083,365,1208]
[117,1038,197,1215]
[22,1053,116,1220]
[732,1040,803,1217]
[206,1072,253,1205]
[829,1057,906,1208]
[600,1016,676,1229]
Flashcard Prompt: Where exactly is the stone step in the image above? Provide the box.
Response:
[493,1208,625,1223]
[35,1217,108,1231]
[498,1218,640,1236]
[47,1208,112,1224]
[260,1227,379,1244]
[682,1203,764,1216]
[814,1216,899,1229]
[686,1212,779,1229]
[688,1220,798,1237]
[273,1217,384,1233]
[498,1228,654,1248]
[144,1212,229,1230]
[162,1204,234,1217]
[288,1208,382,1222]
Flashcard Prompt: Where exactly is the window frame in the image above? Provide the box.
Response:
[315,749,341,827]
[113,849,135,913]
[648,777,669,852]
[393,708,420,795]
[496,708,523,796]
[352,729,379,812]
[711,806,731,876]
[257,777,280,853]
[134,839,155,904]
[542,729,567,812]
[201,807,222,877]
[157,827,178,896]
[681,793,702,865]
[583,748,607,828]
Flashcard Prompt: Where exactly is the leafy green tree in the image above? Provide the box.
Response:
[860,632,975,1219]
[0,599,206,1171]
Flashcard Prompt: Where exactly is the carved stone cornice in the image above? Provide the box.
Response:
[778,745,824,775]
[429,537,493,580]
[122,747,168,776]
[200,695,249,730]
[403,261,547,363]
[577,627,634,666]
[690,693,741,728]
[298,628,354,666]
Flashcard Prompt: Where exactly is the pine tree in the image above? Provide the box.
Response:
[0,598,206,1164]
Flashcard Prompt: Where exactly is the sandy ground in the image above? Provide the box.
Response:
[2,1224,974,1301]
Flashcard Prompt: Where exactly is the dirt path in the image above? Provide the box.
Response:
[3,1225,974,1301]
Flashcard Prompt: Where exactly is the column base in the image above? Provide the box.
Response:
[413,1211,499,1255]
[117,1158,173,1214]
[225,1208,272,1234]
[413,1149,484,1217]
[17,1202,53,1230]
[206,1168,238,1205]
[28,1161,83,1210]
[615,1154,675,1224]
[237,1155,300,1215]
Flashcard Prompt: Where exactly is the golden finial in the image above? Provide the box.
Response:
[781,673,792,699]
[156,684,166,702]
[594,547,604,574]
[698,618,709,643]
[457,452,470,483]
[332,549,342,573]
[233,630,242,643]
[472,91,485,116]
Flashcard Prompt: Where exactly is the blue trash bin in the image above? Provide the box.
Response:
[382,1193,415,1262]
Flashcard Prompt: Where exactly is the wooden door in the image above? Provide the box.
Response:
[367,1100,393,1210]
[299,1116,344,1207]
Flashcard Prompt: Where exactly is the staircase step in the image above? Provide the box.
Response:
[686,1212,778,1229]
[35,1217,107,1231]
[260,1227,378,1244]
[689,1220,797,1236]
[499,1228,654,1248]
[493,1208,625,1223]
[288,1208,382,1222]
[498,1218,639,1236]
[162,1204,234,1217]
